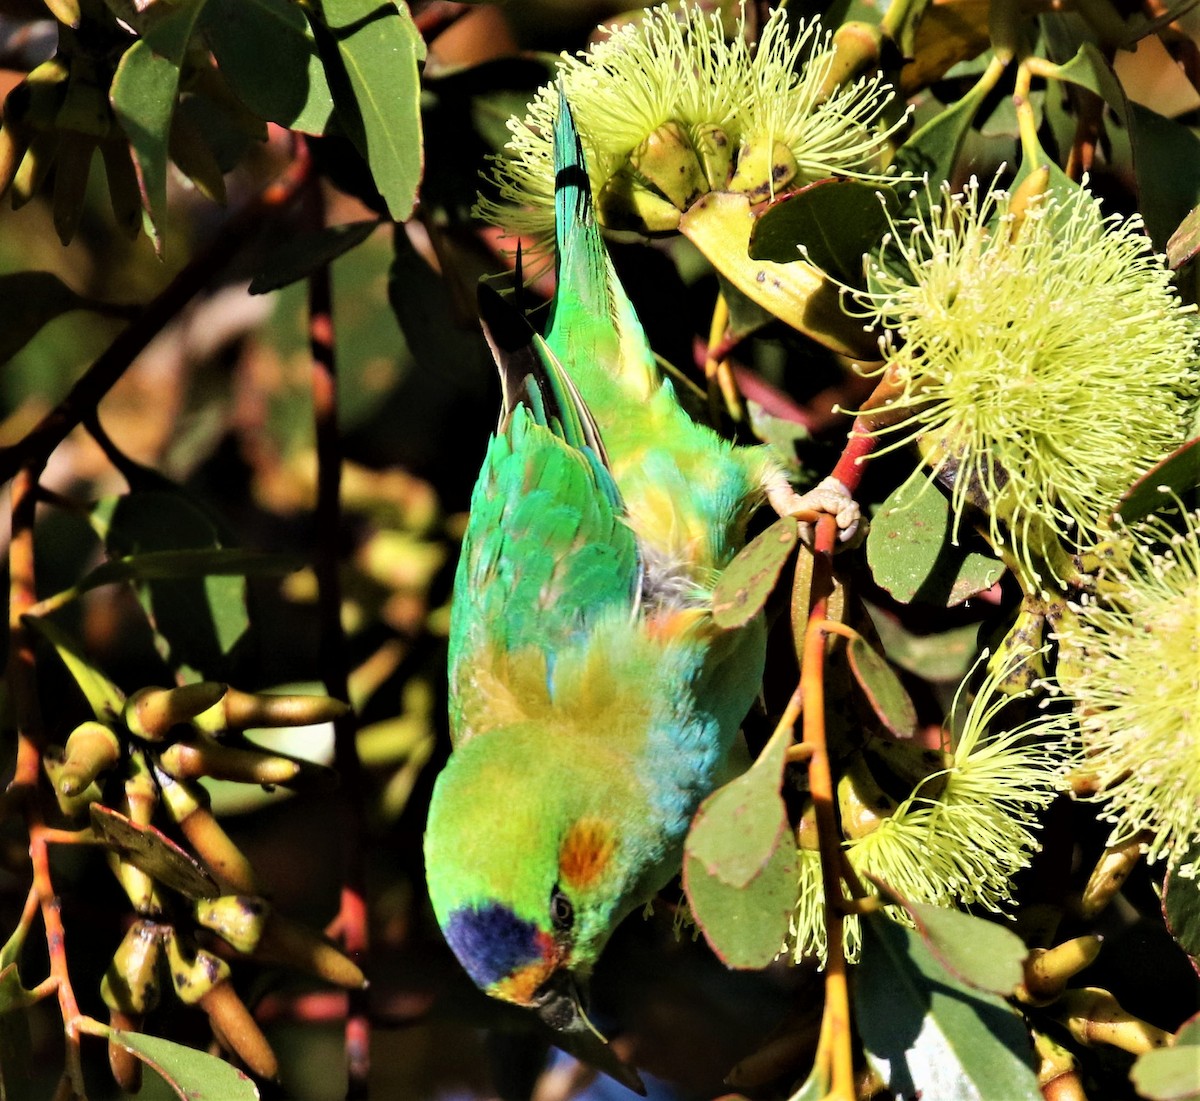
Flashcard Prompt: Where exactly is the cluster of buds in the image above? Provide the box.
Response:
[479,3,903,245]
[42,681,360,1085]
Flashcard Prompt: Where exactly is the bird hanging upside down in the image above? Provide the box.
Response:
[423,90,857,1066]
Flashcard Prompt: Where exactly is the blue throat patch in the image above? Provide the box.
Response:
[444,902,543,989]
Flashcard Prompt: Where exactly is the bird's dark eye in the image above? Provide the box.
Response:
[549,886,574,933]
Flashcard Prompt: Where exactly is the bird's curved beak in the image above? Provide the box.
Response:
[531,969,601,1037]
[531,971,647,1095]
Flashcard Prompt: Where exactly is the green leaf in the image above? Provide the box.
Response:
[318,0,425,221]
[894,73,994,181]
[1164,840,1200,975]
[712,517,799,629]
[0,272,87,366]
[249,219,380,293]
[682,840,797,971]
[74,548,302,596]
[855,912,1041,1101]
[749,179,899,283]
[683,722,797,969]
[1116,437,1200,523]
[847,635,918,739]
[906,902,1027,996]
[79,1021,259,1101]
[0,964,36,1015]
[1131,1037,1200,1101]
[96,491,251,675]
[1168,203,1200,270]
[866,605,983,684]
[110,0,209,252]
[202,0,334,133]
[865,473,1004,606]
[89,804,221,901]
[24,616,125,722]
[687,722,792,888]
[1126,103,1200,252]
[0,972,32,1101]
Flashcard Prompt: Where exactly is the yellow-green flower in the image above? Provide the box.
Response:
[788,655,1069,964]
[477,2,902,244]
[854,177,1199,589]
[1057,499,1200,876]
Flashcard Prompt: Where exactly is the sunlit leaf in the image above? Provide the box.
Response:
[847,635,918,739]
[683,840,797,970]
[687,722,791,887]
[855,912,1041,1101]
[1116,437,1200,523]
[865,474,1004,606]
[110,0,209,251]
[712,517,799,629]
[79,1021,258,1101]
[318,0,425,221]
[749,179,899,283]
[203,0,334,133]
[679,191,876,359]
[24,617,124,722]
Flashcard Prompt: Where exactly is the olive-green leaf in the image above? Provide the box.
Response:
[865,474,1004,606]
[1164,840,1200,975]
[1116,436,1200,523]
[203,0,334,133]
[1131,1036,1200,1101]
[682,839,797,971]
[89,804,221,901]
[96,491,251,675]
[712,516,799,629]
[686,721,791,888]
[24,616,125,722]
[847,635,918,739]
[319,0,425,221]
[79,1021,258,1101]
[1168,203,1200,270]
[249,220,380,294]
[855,912,1041,1101]
[110,0,209,252]
[749,179,899,284]
[905,902,1027,997]
[0,273,86,366]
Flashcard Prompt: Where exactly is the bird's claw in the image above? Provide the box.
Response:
[767,475,862,545]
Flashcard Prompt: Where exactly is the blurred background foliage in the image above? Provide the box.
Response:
[0,0,1196,1099]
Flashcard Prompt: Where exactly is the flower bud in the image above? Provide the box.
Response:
[59,721,121,796]
[157,735,302,786]
[155,768,259,895]
[837,754,897,840]
[124,683,227,741]
[166,930,279,1079]
[1050,988,1172,1054]
[626,121,707,211]
[194,895,271,954]
[194,687,350,734]
[727,136,797,204]
[101,920,165,1015]
[1079,836,1146,919]
[1016,936,1103,1005]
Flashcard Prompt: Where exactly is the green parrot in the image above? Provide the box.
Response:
[424,92,856,1042]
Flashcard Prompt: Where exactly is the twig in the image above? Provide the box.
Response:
[304,160,370,1098]
[799,513,855,1101]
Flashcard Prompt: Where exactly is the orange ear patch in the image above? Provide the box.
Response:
[558,818,616,890]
